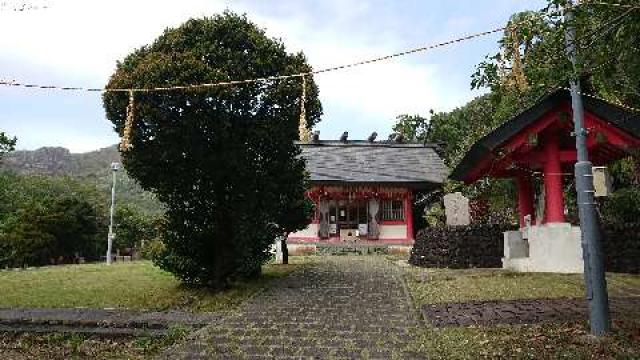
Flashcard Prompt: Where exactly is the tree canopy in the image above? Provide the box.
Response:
[103,12,321,287]
[0,173,107,267]
[391,0,640,225]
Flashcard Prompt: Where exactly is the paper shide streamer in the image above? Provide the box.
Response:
[298,75,312,143]
[120,90,135,152]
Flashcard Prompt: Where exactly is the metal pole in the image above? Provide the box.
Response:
[564,1,610,336]
[107,163,119,265]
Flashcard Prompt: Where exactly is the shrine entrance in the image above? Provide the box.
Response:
[329,200,368,240]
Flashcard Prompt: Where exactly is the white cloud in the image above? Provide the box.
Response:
[237,6,456,133]
[1,0,479,150]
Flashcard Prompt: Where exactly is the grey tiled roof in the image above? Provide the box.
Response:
[298,140,447,187]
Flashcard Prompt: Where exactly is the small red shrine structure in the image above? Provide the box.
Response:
[288,137,446,251]
[451,89,640,272]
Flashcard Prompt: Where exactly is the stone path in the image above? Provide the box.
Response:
[422,297,640,328]
[159,256,426,359]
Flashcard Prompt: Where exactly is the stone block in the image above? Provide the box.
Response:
[503,231,528,259]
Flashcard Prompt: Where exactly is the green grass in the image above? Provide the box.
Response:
[405,267,640,305]
[409,320,640,360]
[404,266,640,359]
[0,330,180,360]
[0,258,309,312]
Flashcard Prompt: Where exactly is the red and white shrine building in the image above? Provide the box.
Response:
[451,89,640,273]
[288,137,446,249]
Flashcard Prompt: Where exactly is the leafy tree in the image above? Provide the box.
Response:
[388,114,429,142]
[0,132,16,162]
[103,12,321,287]
[393,1,640,226]
[469,2,640,222]
[0,173,106,267]
[113,204,158,251]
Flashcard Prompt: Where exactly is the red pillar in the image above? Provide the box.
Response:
[405,191,414,241]
[516,174,535,228]
[543,133,566,223]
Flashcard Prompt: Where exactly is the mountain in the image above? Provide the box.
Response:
[2,145,163,215]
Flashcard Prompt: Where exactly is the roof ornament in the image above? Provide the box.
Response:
[312,131,320,142]
[298,75,312,143]
[340,131,349,142]
[120,90,135,152]
[394,133,405,143]
[368,132,378,142]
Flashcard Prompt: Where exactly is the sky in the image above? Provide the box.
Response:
[0,0,546,153]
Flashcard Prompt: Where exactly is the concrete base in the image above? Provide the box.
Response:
[503,223,583,273]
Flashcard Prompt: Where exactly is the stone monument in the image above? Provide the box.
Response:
[443,192,470,226]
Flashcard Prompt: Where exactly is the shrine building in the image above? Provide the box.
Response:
[451,89,640,273]
[288,133,447,251]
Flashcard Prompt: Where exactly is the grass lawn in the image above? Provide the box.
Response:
[0,258,310,312]
[0,329,188,360]
[404,265,640,359]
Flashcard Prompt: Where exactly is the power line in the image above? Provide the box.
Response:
[0,1,49,12]
[0,1,634,96]
[0,23,522,94]
[566,88,640,113]
[580,0,640,10]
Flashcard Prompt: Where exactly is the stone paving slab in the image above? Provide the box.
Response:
[422,297,640,328]
[158,257,426,359]
[0,308,220,332]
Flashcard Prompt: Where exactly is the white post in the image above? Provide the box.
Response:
[107,162,119,265]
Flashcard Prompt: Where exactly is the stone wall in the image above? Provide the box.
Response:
[602,223,640,274]
[409,224,515,269]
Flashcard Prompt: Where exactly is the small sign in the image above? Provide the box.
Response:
[592,166,612,197]
[329,224,337,234]
[358,223,368,235]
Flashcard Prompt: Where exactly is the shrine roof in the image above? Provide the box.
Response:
[450,89,640,182]
[297,140,447,188]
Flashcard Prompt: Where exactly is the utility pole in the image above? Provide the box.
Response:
[107,162,120,265]
[563,0,610,336]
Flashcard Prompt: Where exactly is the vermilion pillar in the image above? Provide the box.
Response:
[543,133,566,223]
[405,192,414,240]
[516,174,535,228]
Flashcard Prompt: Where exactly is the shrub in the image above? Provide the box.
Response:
[140,238,166,261]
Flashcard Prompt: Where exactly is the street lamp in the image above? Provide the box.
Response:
[107,162,120,265]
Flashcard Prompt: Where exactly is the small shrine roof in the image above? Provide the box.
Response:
[297,140,447,188]
[450,89,640,182]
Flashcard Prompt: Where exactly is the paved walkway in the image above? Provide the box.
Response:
[159,257,426,359]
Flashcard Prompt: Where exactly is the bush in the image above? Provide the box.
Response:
[140,238,165,261]
[601,187,640,225]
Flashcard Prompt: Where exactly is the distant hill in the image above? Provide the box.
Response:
[2,145,164,215]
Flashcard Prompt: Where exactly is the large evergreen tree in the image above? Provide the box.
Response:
[103,12,321,287]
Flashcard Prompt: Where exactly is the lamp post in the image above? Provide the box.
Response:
[107,162,120,265]
[563,0,610,336]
